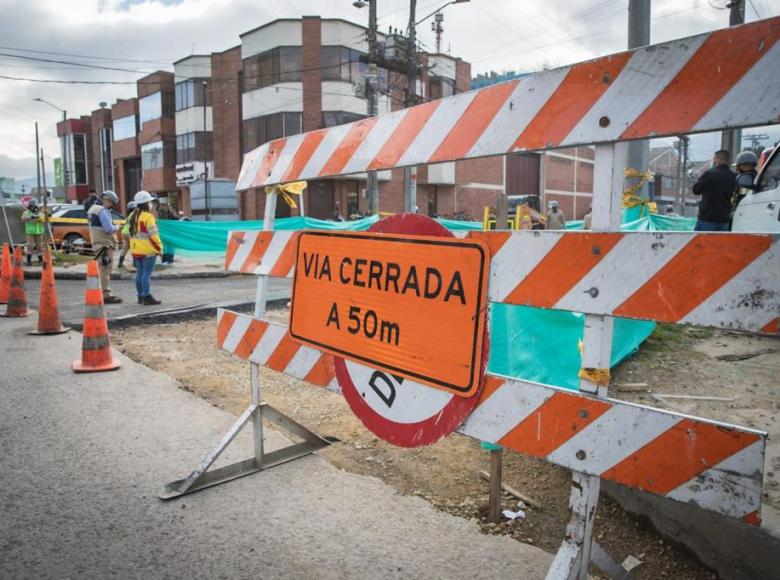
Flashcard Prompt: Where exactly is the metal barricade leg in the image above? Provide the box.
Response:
[547,144,632,579]
[160,192,331,500]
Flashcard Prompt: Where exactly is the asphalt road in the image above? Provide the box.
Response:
[22,275,291,327]
[0,316,552,578]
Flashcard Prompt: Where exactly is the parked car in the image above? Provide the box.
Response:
[49,207,125,252]
[732,145,780,232]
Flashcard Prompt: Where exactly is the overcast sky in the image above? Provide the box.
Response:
[0,0,778,182]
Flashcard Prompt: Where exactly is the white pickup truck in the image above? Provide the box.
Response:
[732,146,780,232]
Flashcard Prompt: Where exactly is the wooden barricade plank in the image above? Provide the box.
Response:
[225,230,780,333]
[236,17,780,190]
[216,308,767,524]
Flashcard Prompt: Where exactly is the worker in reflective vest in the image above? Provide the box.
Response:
[129,190,163,306]
[88,190,122,304]
[21,199,45,265]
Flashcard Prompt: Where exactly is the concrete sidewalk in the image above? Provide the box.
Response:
[23,276,290,329]
[0,316,552,578]
[23,254,230,281]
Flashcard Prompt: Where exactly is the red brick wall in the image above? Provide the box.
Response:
[455,59,471,93]
[456,156,503,185]
[138,117,175,147]
[137,71,174,99]
[113,138,137,160]
[141,165,176,193]
[111,98,137,120]
[454,187,499,221]
[301,17,322,132]
[114,161,127,209]
[212,46,242,181]
[576,161,593,192]
[546,155,575,191]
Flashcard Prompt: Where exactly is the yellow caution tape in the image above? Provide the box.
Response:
[622,167,654,210]
[578,367,611,386]
[265,181,307,209]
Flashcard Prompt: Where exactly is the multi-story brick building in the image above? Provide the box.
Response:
[110,98,141,211]
[54,15,594,223]
[56,116,92,201]
[137,71,177,199]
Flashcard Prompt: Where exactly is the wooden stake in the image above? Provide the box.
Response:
[488,448,503,523]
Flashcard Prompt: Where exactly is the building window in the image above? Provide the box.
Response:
[65,133,88,185]
[321,46,388,92]
[99,127,113,192]
[141,140,171,171]
[242,112,302,153]
[113,114,137,141]
[322,111,365,128]
[175,79,211,111]
[139,91,175,124]
[176,132,213,164]
[429,76,455,100]
[243,47,302,92]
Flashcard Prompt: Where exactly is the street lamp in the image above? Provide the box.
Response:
[33,97,69,190]
[416,0,469,25]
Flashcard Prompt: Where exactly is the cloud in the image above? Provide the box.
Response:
[0,0,776,181]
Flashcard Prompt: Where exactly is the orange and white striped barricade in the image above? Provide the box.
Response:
[165,16,780,579]
[160,192,331,501]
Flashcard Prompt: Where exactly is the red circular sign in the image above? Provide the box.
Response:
[336,214,489,447]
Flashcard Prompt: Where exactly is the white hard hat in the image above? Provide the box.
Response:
[100,190,119,205]
[127,201,137,211]
[134,190,153,204]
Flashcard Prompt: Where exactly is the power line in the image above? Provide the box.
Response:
[470,1,706,65]
[0,45,174,66]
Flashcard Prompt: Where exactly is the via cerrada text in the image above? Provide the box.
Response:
[302,252,467,304]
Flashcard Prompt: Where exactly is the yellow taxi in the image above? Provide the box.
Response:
[49,206,125,252]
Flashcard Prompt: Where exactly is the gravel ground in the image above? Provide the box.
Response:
[112,312,780,579]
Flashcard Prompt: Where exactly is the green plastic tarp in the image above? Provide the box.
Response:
[157,212,695,390]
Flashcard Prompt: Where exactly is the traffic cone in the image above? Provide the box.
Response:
[72,260,120,373]
[1,247,29,317]
[0,242,11,304]
[29,248,70,335]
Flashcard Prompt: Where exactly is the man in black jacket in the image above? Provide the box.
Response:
[692,149,736,231]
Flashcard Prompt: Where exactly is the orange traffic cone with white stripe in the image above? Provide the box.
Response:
[0,242,11,304]
[30,247,70,335]
[1,247,29,317]
[72,260,120,373]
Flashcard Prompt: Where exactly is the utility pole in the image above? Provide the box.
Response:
[202,80,210,221]
[722,0,745,159]
[433,13,444,53]
[35,122,42,199]
[676,135,689,215]
[627,0,650,198]
[403,0,418,214]
[366,0,379,215]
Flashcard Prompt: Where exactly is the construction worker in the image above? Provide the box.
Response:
[21,199,45,265]
[545,200,566,230]
[582,205,592,229]
[129,190,163,305]
[692,149,735,232]
[732,150,759,211]
[117,200,136,271]
[517,203,533,230]
[88,190,122,304]
[665,204,679,217]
